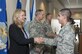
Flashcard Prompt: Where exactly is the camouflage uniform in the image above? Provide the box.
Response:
[28,18,45,54]
[43,21,53,37]
[43,21,56,54]
[44,22,75,54]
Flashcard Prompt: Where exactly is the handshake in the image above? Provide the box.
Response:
[34,37,44,44]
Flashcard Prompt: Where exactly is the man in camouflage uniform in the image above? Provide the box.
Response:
[43,13,56,54]
[28,9,45,54]
[43,13,55,38]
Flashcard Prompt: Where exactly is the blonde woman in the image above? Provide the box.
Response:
[9,9,43,54]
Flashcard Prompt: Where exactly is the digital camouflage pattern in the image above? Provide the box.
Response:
[28,18,46,54]
[44,22,75,54]
[43,21,55,54]
[43,21,53,38]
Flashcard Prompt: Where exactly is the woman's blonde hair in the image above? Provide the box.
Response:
[12,9,25,25]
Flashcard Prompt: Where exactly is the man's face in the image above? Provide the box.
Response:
[47,14,52,21]
[38,11,45,20]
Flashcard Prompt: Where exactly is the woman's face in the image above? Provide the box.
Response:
[18,11,26,23]
[57,12,65,24]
